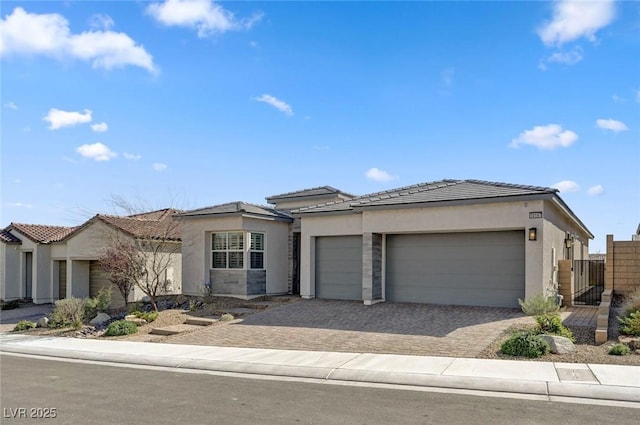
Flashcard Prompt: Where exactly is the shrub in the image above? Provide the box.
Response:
[1,300,20,310]
[13,320,36,331]
[220,313,234,322]
[104,320,138,336]
[518,295,560,316]
[131,310,158,323]
[535,314,576,342]
[49,297,86,329]
[618,311,640,337]
[84,287,112,321]
[622,290,640,317]
[608,343,631,356]
[501,330,550,358]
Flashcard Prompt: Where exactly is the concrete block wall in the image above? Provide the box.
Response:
[606,235,640,296]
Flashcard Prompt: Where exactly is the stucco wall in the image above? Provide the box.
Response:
[180,215,289,297]
[298,199,575,303]
[1,243,21,301]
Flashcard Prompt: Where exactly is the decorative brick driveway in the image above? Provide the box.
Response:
[166,300,533,357]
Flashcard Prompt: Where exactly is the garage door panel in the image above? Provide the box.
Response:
[386,231,524,308]
[90,261,126,308]
[315,236,362,301]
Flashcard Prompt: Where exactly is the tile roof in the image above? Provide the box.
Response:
[0,229,21,244]
[95,210,182,241]
[177,202,292,221]
[9,223,78,243]
[266,186,355,202]
[294,179,558,213]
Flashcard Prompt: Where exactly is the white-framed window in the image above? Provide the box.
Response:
[250,232,265,269]
[211,231,265,270]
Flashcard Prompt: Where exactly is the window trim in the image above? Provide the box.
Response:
[210,231,266,270]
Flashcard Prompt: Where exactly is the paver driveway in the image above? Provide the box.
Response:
[166,299,533,357]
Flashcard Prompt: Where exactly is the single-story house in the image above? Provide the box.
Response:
[0,209,182,307]
[180,179,592,309]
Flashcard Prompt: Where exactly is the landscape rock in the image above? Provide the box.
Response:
[141,296,151,303]
[36,317,49,328]
[90,312,111,326]
[124,315,147,326]
[618,335,640,351]
[540,335,575,354]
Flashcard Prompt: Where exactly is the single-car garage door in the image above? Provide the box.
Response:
[315,236,362,300]
[90,261,126,308]
[386,231,524,308]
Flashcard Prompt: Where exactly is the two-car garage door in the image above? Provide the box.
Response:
[385,231,524,308]
[315,231,525,308]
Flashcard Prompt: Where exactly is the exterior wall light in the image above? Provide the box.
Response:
[528,227,537,241]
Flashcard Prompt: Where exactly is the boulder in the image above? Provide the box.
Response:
[539,335,575,354]
[36,317,49,328]
[124,315,147,326]
[618,335,640,351]
[90,312,111,326]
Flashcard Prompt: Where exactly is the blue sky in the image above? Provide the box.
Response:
[1,0,638,251]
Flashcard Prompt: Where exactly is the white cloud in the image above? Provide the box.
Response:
[596,118,628,132]
[153,162,167,171]
[89,14,114,30]
[365,167,398,183]
[44,108,92,129]
[4,101,17,110]
[146,0,263,38]
[0,7,156,73]
[254,94,293,116]
[7,202,33,208]
[124,152,142,160]
[91,122,108,132]
[612,94,626,103]
[546,46,584,66]
[76,142,117,161]
[636,88,640,103]
[510,124,578,150]
[537,0,616,46]
[587,185,604,196]
[552,180,580,193]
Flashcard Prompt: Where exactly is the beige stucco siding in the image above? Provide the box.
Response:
[1,242,21,301]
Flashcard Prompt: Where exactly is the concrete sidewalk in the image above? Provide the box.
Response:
[1,334,638,404]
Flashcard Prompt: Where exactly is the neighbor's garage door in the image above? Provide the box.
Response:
[386,231,524,308]
[89,261,125,308]
[315,236,362,300]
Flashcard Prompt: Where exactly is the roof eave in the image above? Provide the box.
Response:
[550,196,595,240]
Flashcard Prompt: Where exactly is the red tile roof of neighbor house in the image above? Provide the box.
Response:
[5,208,181,244]
[8,223,78,243]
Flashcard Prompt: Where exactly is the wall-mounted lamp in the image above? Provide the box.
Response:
[528,227,537,241]
[565,237,573,249]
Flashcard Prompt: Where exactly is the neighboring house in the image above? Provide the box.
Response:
[0,209,182,307]
[633,222,640,241]
[293,179,593,308]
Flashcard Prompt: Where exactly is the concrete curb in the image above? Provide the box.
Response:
[2,342,639,404]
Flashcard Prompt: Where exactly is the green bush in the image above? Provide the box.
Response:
[84,287,112,321]
[13,320,36,331]
[618,311,640,337]
[49,297,86,329]
[131,310,158,323]
[518,295,560,316]
[608,343,631,356]
[220,313,235,322]
[104,320,138,336]
[501,330,550,358]
[535,314,576,342]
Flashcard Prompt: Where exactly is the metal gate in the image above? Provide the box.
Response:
[573,260,604,305]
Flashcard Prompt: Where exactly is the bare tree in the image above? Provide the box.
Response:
[97,238,145,304]
[99,195,183,311]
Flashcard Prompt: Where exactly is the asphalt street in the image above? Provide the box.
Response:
[0,355,637,425]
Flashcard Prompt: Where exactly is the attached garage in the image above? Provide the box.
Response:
[315,235,362,300]
[89,261,126,308]
[385,231,525,308]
